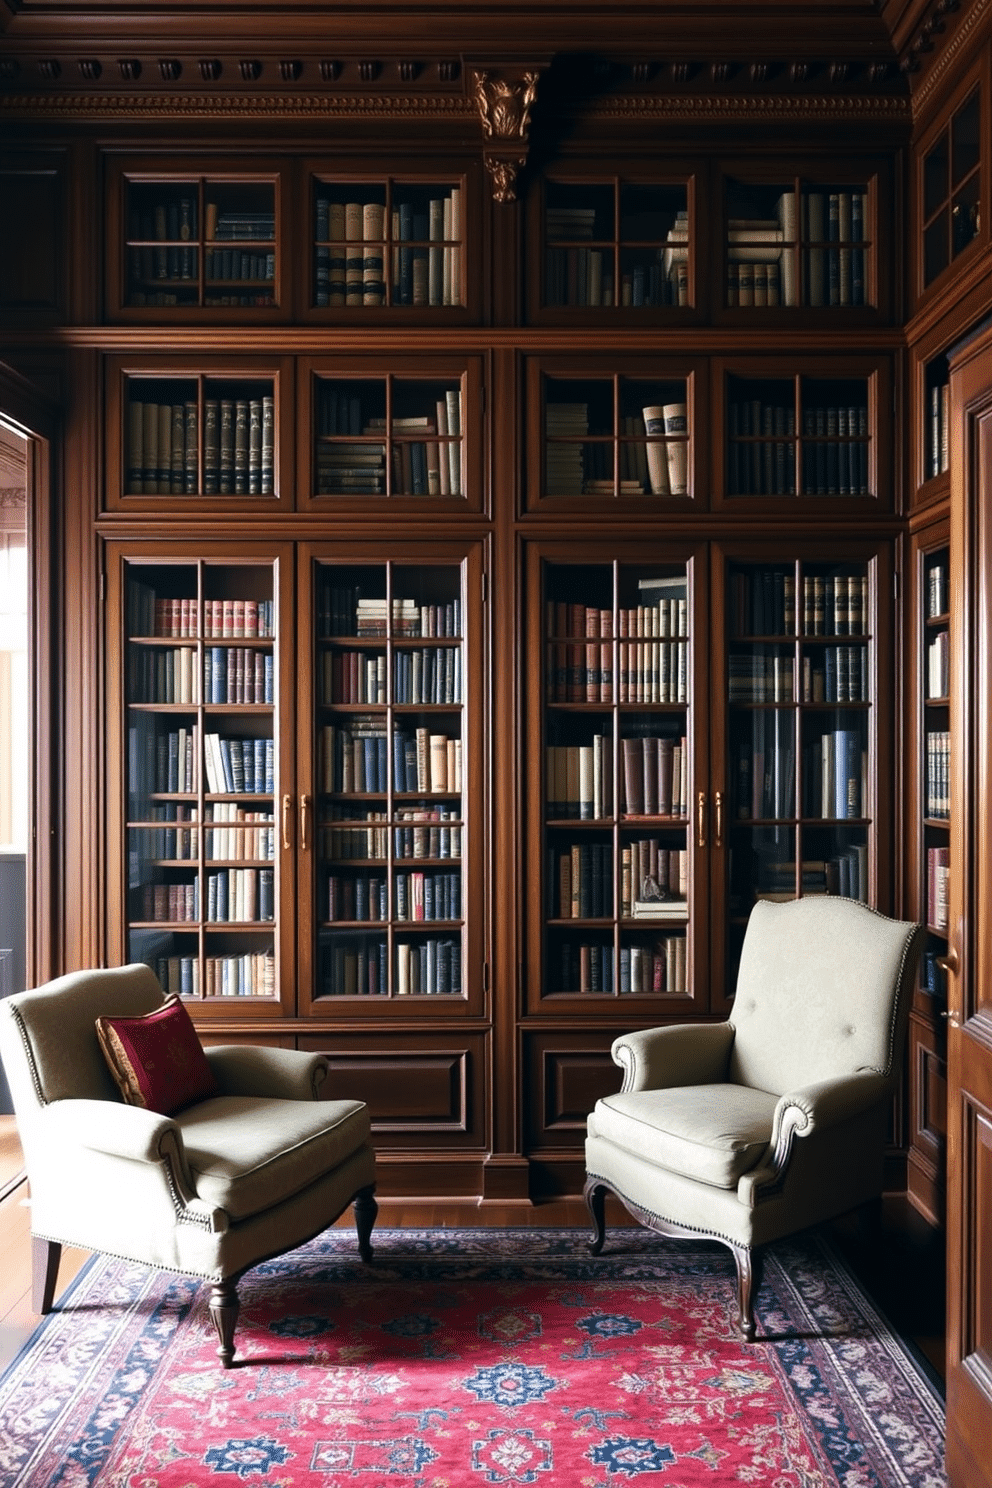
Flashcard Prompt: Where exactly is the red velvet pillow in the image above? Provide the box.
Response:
[96,995,217,1116]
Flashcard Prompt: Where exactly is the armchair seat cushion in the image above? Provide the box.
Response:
[593,1084,778,1189]
[175,1096,371,1222]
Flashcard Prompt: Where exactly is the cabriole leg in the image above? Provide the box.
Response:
[584,1177,607,1256]
[731,1243,759,1341]
[209,1280,240,1368]
[354,1184,378,1263]
[32,1237,62,1314]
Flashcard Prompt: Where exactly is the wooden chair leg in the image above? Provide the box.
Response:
[354,1184,378,1263]
[32,1236,62,1315]
[208,1280,240,1368]
[584,1177,607,1256]
[731,1243,760,1341]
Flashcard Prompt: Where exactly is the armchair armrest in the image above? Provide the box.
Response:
[38,1098,180,1162]
[612,1022,735,1094]
[738,1070,891,1206]
[205,1045,329,1101]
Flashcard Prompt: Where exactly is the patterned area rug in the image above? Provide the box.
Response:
[0,1227,944,1486]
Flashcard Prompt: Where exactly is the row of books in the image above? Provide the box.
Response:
[126,395,275,496]
[137,881,199,923]
[621,842,688,918]
[620,735,689,818]
[128,645,200,705]
[397,937,462,995]
[729,570,868,638]
[734,715,795,821]
[752,849,868,903]
[149,950,277,1000]
[927,846,950,931]
[552,844,614,920]
[726,259,783,306]
[205,868,275,923]
[128,200,275,244]
[728,417,869,497]
[129,723,198,797]
[314,193,463,308]
[550,934,688,994]
[202,734,275,795]
[546,738,612,821]
[323,938,389,996]
[318,588,461,640]
[927,561,949,620]
[546,640,690,705]
[318,723,462,796]
[928,382,951,481]
[926,731,951,820]
[319,807,462,863]
[131,807,199,864]
[544,248,689,308]
[927,631,949,699]
[545,402,689,497]
[130,247,276,287]
[391,646,462,706]
[203,648,273,706]
[547,589,689,643]
[127,588,275,640]
[728,646,869,704]
[203,250,274,282]
[802,730,867,820]
[207,805,275,862]
[725,193,867,307]
[326,870,461,923]
[316,432,463,498]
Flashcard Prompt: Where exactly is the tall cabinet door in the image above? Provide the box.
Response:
[946,326,992,1488]
[710,540,894,1013]
[296,540,486,1020]
[106,541,297,1019]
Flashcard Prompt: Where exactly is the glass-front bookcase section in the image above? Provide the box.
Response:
[723,175,872,311]
[313,560,468,1006]
[921,545,950,1002]
[539,177,691,316]
[118,174,278,315]
[114,368,282,510]
[920,84,981,294]
[310,371,468,505]
[922,352,951,494]
[311,176,466,314]
[725,558,873,995]
[538,559,695,1009]
[724,372,873,503]
[122,558,280,1006]
[535,369,692,509]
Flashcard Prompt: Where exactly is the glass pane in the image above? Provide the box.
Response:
[129,929,201,996]
[951,174,981,259]
[799,378,870,496]
[725,179,796,307]
[951,89,981,186]
[727,377,796,496]
[923,135,949,220]
[800,824,869,902]
[923,209,950,286]
[125,181,199,308]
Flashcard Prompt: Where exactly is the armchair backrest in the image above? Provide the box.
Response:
[0,964,164,1115]
[728,898,924,1096]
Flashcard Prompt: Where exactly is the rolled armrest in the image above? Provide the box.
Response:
[611,1022,735,1093]
[205,1044,329,1100]
[38,1098,180,1162]
[738,1070,891,1207]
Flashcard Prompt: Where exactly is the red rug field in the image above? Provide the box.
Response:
[0,1227,945,1486]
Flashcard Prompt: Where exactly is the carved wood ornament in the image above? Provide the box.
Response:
[471,66,542,203]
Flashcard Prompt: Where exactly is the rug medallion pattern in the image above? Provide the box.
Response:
[0,1228,945,1486]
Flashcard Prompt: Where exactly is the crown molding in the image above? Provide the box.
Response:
[583,92,912,122]
[0,90,479,120]
[908,0,990,112]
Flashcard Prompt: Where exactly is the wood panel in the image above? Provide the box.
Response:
[523,1031,624,1152]
[0,157,63,321]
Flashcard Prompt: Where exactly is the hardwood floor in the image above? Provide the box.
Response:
[0,1116,946,1383]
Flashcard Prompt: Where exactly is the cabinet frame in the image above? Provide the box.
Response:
[911,54,988,310]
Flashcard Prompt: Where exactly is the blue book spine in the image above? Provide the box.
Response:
[211,647,226,704]
[376,736,388,793]
[363,736,376,794]
[265,738,274,794]
[217,869,229,922]
[219,739,234,792]
[404,741,417,793]
[393,729,406,792]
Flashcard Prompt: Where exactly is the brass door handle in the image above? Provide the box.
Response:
[936,948,959,977]
[697,790,707,848]
[714,790,724,848]
[300,793,310,852]
[282,793,293,851]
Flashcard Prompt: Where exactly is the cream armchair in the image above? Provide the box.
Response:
[0,964,377,1366]
[585,898,924,1339]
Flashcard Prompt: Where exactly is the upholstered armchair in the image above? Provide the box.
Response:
[585,898,924,1339]
[0,964,377,1367]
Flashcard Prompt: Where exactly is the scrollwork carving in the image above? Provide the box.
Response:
[472,68,539,142]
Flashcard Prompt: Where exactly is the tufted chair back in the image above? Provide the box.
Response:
[727,897,921,1096]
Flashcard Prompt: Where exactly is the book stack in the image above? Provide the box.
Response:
[206,804,275,862]
[620,733,688,818]
[204,206,275,288]
[314,187,462,308]
[323,649,388,705]
[393,806,461,860]
[642,403,688,495]
[140,879,199,923]
[206,866,274,922]
[929,383,951,480]
[726,216,785,307]
[552,842,614,919]
[205,950,276,998]
[928,560,949,618]
[545,403,588,494]
[926,730,951,819]
[325,937,389,997]
[204,646,273,705]
[546,736,613,820]
[203,734,275,795]
[395,937,462,994]
[927,630,950,698]
[927,846,950,930]
[129,644,199,704]
[621,840,688,917]
[800,728,866,819]
[394,870,461,921]
[801,404,869,495]
[728,397,796,495]
[619,936,687,992]
[558,941,615,993]
[393,645,462,704]
[800,574,868,636]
